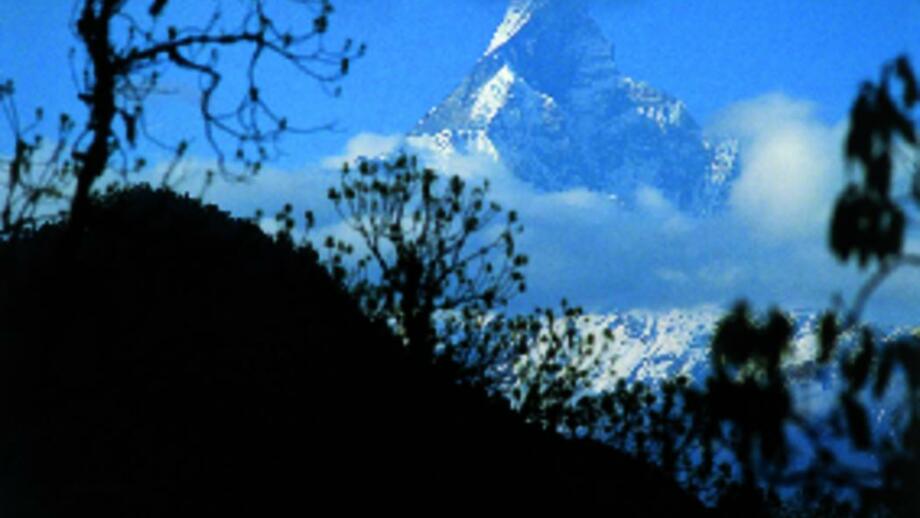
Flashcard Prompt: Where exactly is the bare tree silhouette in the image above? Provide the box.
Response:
[1,0,363,239]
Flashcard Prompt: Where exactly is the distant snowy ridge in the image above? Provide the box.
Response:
[531,307,908,493]
[566,307,911,388]
[515,306,912,444]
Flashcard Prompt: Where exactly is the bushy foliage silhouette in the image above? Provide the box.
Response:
[321,154,528,366]
[819,54,920,517]
[0,185,707,515]
[679,55,920,516]
[505,306,726,504]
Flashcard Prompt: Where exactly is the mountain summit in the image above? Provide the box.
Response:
[410,0,738,215]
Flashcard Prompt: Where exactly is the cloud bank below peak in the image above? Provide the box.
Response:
[174,91,918,324]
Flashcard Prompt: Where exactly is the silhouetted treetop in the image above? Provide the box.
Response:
[321,154,528,363]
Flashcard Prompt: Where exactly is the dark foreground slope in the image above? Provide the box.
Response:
[0,186,704,516]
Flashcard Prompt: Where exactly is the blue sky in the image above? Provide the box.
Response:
[4,1,919,164]
[2,1,920,321]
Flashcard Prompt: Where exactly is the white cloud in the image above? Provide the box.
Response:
[151,120,918,324]
[711,93,846,241]
[387,126,859,315]
[320,132,403,169]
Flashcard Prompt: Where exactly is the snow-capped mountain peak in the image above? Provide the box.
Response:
[483,0,592,57]
[410,0,739,215]
[484,0,542,56]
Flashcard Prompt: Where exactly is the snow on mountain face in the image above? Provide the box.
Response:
[576,307,722,388]
[410,0,739,215]
[584,308,902,385]
[577,307,812,388]
[567,307,909,437]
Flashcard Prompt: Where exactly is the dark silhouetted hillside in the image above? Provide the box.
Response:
[0,186,705,516]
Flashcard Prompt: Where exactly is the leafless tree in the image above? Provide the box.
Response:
[1,0,363,239]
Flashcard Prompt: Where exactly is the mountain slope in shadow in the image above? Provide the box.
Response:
[0,186,706,516]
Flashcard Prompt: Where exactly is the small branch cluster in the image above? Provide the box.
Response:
[94,0,363,179]
[323,154,528,359]
[0,82,76,239]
